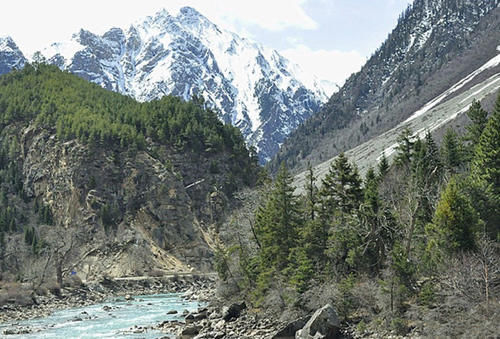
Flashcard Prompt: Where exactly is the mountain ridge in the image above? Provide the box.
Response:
[31,7,329,163]
[271,0,500,173]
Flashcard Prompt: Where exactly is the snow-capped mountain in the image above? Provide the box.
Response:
[0,36,26,75]
[37,7,328,162]
[272,0,500,172]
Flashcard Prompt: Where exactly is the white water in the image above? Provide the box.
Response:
[0,293,201,338]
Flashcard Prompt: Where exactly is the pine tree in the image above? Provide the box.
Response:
[300,163,328,268]
[428,177,478,253]
[303,163,318,221]
[255,164,302,271]
[394,128,414,167]
[441,128,463,172]
[359,167,397,272]
[378,152,390,179]
[471,96,500,202]
[464,99,488,160]
[470,95,500,237]
[320,153,363,216]
[412,132,442,225]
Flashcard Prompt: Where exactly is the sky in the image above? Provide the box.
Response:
[0,0,413,87]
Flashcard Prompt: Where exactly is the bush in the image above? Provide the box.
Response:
[418,281,436,307]
[390,317,409,335]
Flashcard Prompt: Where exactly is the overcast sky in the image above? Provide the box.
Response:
[0,0,412,86]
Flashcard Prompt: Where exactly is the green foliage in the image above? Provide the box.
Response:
[214,244,237,282]
[303,163,318,221]
[464,99,488,160]
[358,167,397,273]
[471,98,500,221]
[223,94,500,327]
[38,204,54,225]
[441,128,463,172]
[377,152,390,178]
[0,64,259,189]
[0,205,17,233]
[336,273,357,320]
[254,164,301,271]
[320,153,363,216]
[430,176,478,252]
[24,226,41,254]
[285,246,314,293]
[417,281,436,307]
[390,317,409,335]
[394,128,414,167]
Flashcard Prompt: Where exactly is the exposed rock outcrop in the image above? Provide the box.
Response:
[295,304,340,339]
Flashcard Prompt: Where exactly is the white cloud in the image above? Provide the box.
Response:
[0,0,317,55]
[281,45,366,90]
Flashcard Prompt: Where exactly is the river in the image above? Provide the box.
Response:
[0,293,201,338]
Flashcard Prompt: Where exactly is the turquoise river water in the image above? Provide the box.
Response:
[0,293,201,338]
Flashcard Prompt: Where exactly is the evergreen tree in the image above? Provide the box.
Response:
[471,97,500,203]
[427,177,478,255]
[303,163,318,221]
[285,246,314,293]
[254,164,302,271]
[394,128,414,167]
[464,99,488,159]
[441,128,463,172]
[300,163,328,268]
[470,96,500,237]
[320,153,363,216]
[412,132,442,225]
[359,167,397,272]
[378,152,390,179]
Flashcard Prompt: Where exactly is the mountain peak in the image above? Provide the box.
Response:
[0,36,17,49]
[0,36,26,75]
[176,6,213,30]
[31,7,327,163]
[179,6,202,18]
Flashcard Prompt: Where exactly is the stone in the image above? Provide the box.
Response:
[214,319,225,330]
[180,325,201,337]
[194,311,207,321]
[295,304,340,339]
[273,316,311,338]
[222,302,246,322]
[167,310,178,315]
[185,313,195,324]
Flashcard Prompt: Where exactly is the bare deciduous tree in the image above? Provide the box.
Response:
[445,234,499,313]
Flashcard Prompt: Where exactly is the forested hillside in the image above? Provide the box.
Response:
[217,95,500,338]
[0,64,261,288]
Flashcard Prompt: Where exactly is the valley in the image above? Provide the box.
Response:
[0,1,499,338]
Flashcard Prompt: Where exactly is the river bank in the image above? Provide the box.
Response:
[0,274,215,325]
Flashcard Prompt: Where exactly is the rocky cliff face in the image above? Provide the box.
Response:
[22,126,212,276]
[0,123,244,283]
[36,7,327,162]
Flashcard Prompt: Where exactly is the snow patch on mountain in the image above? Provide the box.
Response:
[404,51,500,124]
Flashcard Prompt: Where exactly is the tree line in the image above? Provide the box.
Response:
[217,95,499,332]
